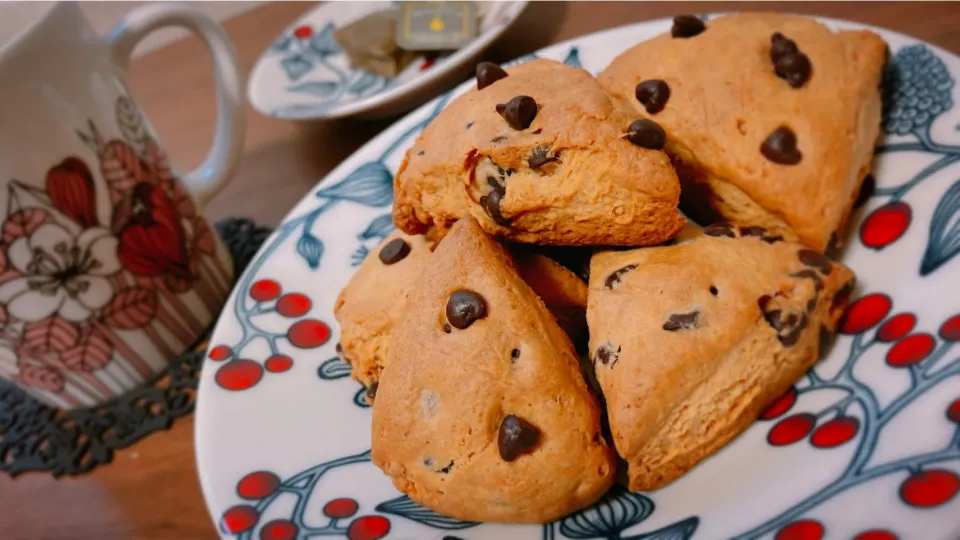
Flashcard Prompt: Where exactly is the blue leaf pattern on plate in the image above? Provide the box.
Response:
[288,81,339,98]
[350,245,370,267]
[375,495,480,530]
[316,161,394,207]
[349,71,380,95]
[281,54,314,81]
[921,178,960,275]
[352,386,371,408]
[622,516,700,540]
[317,357,351,380]
[563,47,582,68]
[559,486,654,538]
[359,213,396,240]
[297,233,324,269]
[309,22,340,57]
[271,35,292,53]
[883,44,954,135]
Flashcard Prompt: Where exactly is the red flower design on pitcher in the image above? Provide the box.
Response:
[115,182,192,281]
[0,224,120,322]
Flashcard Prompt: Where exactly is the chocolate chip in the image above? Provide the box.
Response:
[510,348,520,361]
[791,269,825,291]
[480,189,510,226]
[762,235,783,244]
[379,238,411,265]
[763,308,786,331]
[798,249,833,275]
[663,310,700,331]
[775,52,812,88]
[491,135,508,143]
[635,79,671,114]
[761,127,802,165]
[704,222,735,238]
[671,15,705,38]
[335,342,343,354]
[854,174,875,209]
[496,95,537,130]
[710,285,719,296]
[778,313,808,346]
[532,128,542,134]
[528,145,556,168]
[422,457,434,467]
[476,61,508,90]
[437,460,455,474]
[770,33,799,64]
[740,226,767,238]
[366,380,379,401]
[595,342,621,367]
[446,289,488,329]
[625,119,666,150]
[443,323,452,334]
[498,415,540,462]
[465,121,474,130]
[604,264,637,290]
[825,232,841,259]
[832,280,856,311]
[416,150,425,156]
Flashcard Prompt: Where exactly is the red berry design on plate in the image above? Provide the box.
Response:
[420,57,437,71]
[811,416,859,448]
[885,333,935,367]
[860,201,911,249]
[220,504,259,534]
[768,413,816,446]
[840,293,892,334]
[259,519,297,540]
[854,530,899,540]
[208,345,232,361]
[940,313,960,341]
[775,519,824,540]
[277,293,312,317]
[899,469,960,507]
[323,497,359,519]
[251,279,282,302]
[287,319,331,348]
[347,515,390,540]
[265,354,294,373]
[876,313,916,342]
[759,386,797,420]
[237,470,280,499]
[293,25,313,39]
[948,398,960,423]
[216,359,264,391]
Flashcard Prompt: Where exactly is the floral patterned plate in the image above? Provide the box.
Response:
[247,1,527,120]
[198,15,960,540]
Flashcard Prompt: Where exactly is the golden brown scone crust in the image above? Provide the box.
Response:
[598,13,886,251]
[372,217,614,523]
[394,59,685,246]
[334,231,433,389]
[335,234,590,393]
[588,225,855,491]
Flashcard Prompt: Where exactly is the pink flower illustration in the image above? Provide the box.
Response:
[16,363,65,392]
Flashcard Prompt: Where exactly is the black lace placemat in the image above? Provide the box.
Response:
[0,218,272,477]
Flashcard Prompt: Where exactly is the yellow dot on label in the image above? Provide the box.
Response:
[430,15,445,32]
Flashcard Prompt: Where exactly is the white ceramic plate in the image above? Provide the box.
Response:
[247,1,527,120]
[199,15,960,540]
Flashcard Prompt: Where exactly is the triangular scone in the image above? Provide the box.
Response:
[394,58,685,246]
[335,232,588,393]
[334,231,434,390]
[372,217,614,523]
[598,13,886,252]
[588,224,855,491]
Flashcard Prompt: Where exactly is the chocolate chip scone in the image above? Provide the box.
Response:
[393,58,685,246]
[372,217,614,523]
[334,231,434,391]
[335,231,588,395]
[588,224,856,491]
[598,13,887,252]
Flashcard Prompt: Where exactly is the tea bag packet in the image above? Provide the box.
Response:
[396,1,478,51]
[334,10,417,78]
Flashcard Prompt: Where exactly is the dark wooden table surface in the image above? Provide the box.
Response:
[1,2,958,538]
